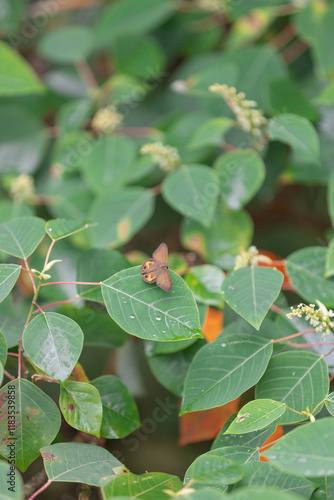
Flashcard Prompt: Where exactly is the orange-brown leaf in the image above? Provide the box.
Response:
[178,397,240,446]
[258,250,293,291]
[202,307,224,342]
[68,362,89,382]
[259,425,284,461]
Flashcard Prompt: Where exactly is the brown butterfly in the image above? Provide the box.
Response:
[141,243,172,291]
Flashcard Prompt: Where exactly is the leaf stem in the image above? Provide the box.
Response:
[289,341,334,348]
[42,281,101,286]
[43,239,55,271]
[284,404,303,415]
[33,295,80,313]
[24,258,36,293]
[272,329,316,343]
[27,480,51,500]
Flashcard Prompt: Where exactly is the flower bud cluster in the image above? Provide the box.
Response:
[287,302,334,337]
[140,142,180,172]
[234,246,272,270]
[195,0,229,14]
[209,84,267,136]
[91,105,123,135]
[10,174,36,204]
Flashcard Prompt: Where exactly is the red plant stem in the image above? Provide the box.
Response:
[42,281,101,287]
[4,369,15,381]
[35,296,80,312]
[21,267,40,279]
[24,258,36,293]
[324,347,334,358]
[270,303,283,314]
[43,239,55,270]
[33,301,45,314]
[7,352,19,357]
[27,481,51,500]
[32,374,58,383]
[289,342,334,348]
[330,374,334,382]
[272,329,316,344]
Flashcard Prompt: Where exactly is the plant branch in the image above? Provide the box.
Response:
[273,329,316,344]
[34,295,80,313]
[4,369,15,381]
[42,281,101,287]
[27,480,51,500]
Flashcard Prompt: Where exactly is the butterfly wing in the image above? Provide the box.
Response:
[152,243,168,265]
[156,268,172,291]
[141,259,160,283]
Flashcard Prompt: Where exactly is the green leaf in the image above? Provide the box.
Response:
[102,267,202,341]
[0,264,21,304]
[59,381,102,437]
[309,475,334,499]
[56,98,92,134]
[325,392,334,416]
[0,460,24,499]
[46,178,94,221]
[263,418,334,476]
[189,118,234,150]
[267,114,320,165]
[0,105,48,174]
[269,79,319,121]
[162,165,220,227]
[41,442,122,486]
[225,400,286,434]
[81,136,137,193]
[0,0,26,35]
[0,314,24,348]
[286,246,334,307]
[112,35,165,79]
[0,363,3,386]
[0,379,61,471]
[45,219,95,241]
[95,0,174,46]
[328,173,334,228]
[212,414,276,451]
[231,462,315,498]
[222,267,283,330]
[255,351,329,425]
[38,26,94,64]
[181,205,253,270]
[90,188,155,248]
[214,150,266,210]
[76,248,130,303]
[22,312,84,382]
[0,217,45,259]
[185,453,243,486]
[228,487,304,500]
[184,265,225,308]
[325,237,334,278]
[91,375,140,438]
[0,332,7,366]
[100,470,183,499]
[180,335,273,414]
[0,41,44,95]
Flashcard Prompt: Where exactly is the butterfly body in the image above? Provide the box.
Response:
[141,243,172,291]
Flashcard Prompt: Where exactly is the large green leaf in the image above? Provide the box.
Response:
[180,335,273,414]
[90,188,154,248]
[102,267,202,341]
[263,418,334,476]
[40,442,122,486]
[59,381,102,437]
[267,114,320,165]
[255,351,329,425]
[76,248,130,303]
[0,264,21,304]
[95,0,174,46]
[222,267,283,330]
[0,379,61,471]
[38,26,94,64]
[325,392,334,416]
[0,41,44,95]
[184,265,225,308]
[0,105,48,174]
[226,400,286,435]
[81,136,137,193]
[0,460,24,500]
[269,79,318,121]
[100,470,183,499]
[45,219,95,241]
[181,205,253,270]
[22,312,84,382]
[0,332,7,367]
[214,150,265,210]
[286,246,334,307]
[228,488,304,500]
[184,450,246,486]
[0,217,45,259]
[189,118,234,150]
[91,375,140,439]
[231,462,315,498]
[162,165,220,227]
